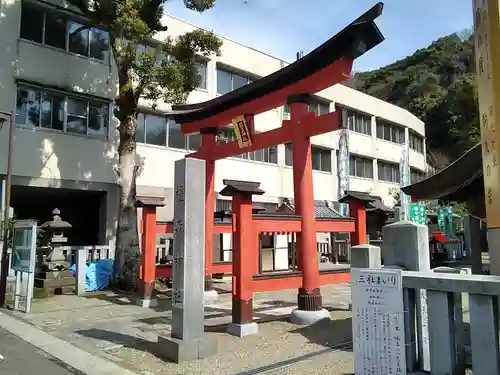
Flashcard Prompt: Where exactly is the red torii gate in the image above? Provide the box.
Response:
[164,3,385,322]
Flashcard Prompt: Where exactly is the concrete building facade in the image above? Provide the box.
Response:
[0,0,427,248]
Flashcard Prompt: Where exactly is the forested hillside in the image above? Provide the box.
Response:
[348,33,479,166]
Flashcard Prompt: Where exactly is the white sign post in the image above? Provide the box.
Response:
[351,268,407,375]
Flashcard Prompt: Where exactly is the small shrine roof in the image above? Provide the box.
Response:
[401,143,483,202]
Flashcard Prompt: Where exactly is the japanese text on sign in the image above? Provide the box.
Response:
[473,0,500,227]
[231,115,253,148]
[351,268,407,375]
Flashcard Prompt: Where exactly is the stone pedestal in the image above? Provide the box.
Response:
[34,269,75,295]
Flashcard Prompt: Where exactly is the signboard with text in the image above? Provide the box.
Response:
[473,0,500,228]
[231,115,253,148]
[351,268,407,375]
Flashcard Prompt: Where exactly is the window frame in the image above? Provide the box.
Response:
[217,127,278,164]
[19,2,111,64]
[410,167,425,183]
[409,131,424,153]
[16,84,110,139]
[341,107,372,136]
[216,67,253,95]
[284,144,332,173]
[349,155,374,179]
[377,160,401,183]
[376,118,406,144]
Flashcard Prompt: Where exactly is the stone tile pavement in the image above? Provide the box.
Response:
[9,282,356,374]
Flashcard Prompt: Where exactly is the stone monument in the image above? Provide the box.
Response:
[34,208,75,295]
[157,158,217,363]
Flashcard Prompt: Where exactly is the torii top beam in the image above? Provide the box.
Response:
[165,2,385,135]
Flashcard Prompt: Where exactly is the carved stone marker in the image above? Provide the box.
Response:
[158,157,217,363]
[351,268,407,375]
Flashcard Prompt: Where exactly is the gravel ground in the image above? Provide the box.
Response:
[102,310,354,375]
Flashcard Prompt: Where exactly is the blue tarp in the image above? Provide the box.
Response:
[70,258,114,292]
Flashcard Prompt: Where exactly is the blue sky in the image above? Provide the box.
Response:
[166,0,473,72]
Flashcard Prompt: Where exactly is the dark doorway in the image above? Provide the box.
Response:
[10,185,104,246]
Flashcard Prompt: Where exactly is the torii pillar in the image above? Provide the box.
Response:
[219,179,264,337]
[135,196,165,308]
[339,191,372,246]
[288,94,330,325]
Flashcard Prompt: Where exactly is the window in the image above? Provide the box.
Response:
[16,86,109,138]
[309,100,330,115]
[377,161,400,183]
[284,144,331,172]
[409,131,424,153]
[136,113,167,146]
[376,119,405,144]
[216,68,252,94]
[135,114,202,151]
[217,128,277,164]
[349,155,373,178]
[341,108,372,135]
[284,100,330,116]
[20,2,110,63]
[195,62,207,90]
[410,168,425,183]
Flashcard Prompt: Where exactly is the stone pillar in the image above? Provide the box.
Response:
[349,244,382,311]
[383,220,430,372]
[464,214,484,274]
[289,95,329,325]
[350,244,381,269]
[158,158,216,363]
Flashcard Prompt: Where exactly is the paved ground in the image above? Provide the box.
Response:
[0,327,77,375]
[9,281,356,374]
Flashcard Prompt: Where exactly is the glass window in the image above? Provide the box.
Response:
[267,147,278,164]
[168,120,186,149]
[16,88,40,127]
[318,102,330,115]
[340,107,371,135]
[188,133,201,151]
[135,113,145,143]
[19,6,110,62]
[88,102,108,137]
[311,148,321,170]
[216,69,232,94]
[144,114,166,146]
[377,161,400,183]
[232,73,248,90]
[195,62,207,90]
[20,4,43,43]
[349,155,373,178]
[320,149,331,172]
[89,28,110,61]
[66,97,88,135]
[285,143,293,166]
[16,86,109,138]
[44,13,67,49]
[68,21,89,56]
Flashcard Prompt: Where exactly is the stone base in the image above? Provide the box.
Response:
[34,269,75,296]
[157,333,217,363]
[136,298,158,308]
[203,289,219,303]
[227,322,258,337]
[290,308,330,325]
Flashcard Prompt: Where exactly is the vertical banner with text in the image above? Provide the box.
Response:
[473,0,500,228]
[232,115,253,148]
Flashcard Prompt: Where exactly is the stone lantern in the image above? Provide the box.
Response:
[40,208,72,270]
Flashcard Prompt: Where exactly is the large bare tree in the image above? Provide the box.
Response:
[68,0,222,290]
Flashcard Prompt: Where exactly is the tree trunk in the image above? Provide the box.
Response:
[114,115,141,291]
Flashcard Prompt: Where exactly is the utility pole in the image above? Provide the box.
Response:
[0,111,14,307]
